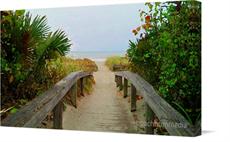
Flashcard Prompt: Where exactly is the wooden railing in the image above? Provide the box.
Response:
[115,71,200,136]
[1,71,93,129]
[1,70,200,136]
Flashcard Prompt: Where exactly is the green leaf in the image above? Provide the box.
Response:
[10,108,18,114]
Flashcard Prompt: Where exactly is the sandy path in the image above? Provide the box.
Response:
[63,61,137,133]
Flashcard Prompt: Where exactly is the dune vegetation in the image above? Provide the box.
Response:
[105,56,129,71]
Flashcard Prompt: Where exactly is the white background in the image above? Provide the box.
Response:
[1,0,230,142]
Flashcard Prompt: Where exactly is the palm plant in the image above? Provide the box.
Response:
[1,10,71,103]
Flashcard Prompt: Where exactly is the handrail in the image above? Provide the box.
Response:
[1,71,92,128]
[114,71,200,136]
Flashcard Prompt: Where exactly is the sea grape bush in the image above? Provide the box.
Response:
[127,1,201,124]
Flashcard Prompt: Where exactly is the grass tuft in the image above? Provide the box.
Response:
[105,56,129,71]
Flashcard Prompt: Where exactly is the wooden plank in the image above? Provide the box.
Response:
[145,103,154,134]
[1,71,92,127]
[53,101,63,129]
[123,78,128,98]
[130,84,136,112]
[114,71,196,136]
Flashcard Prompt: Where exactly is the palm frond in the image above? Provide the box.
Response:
[30,14,50,41]
[36,30,71,62]
[48,30,71,56]
[33,30,71,79]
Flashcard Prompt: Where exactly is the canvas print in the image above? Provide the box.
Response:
[0,1,201,136]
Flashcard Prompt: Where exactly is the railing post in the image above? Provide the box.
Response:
[115,75,122,90]
[123,78,128,98]
[118,76,123,90]
[79,78,84,96]
[66,82,78,108]
[53,101,63,129]
[70,82,77,108]
[131,84,136,112]
[145,103,154,134]
[115,75,118,85]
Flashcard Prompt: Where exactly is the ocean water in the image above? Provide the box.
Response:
[66,51,126,61]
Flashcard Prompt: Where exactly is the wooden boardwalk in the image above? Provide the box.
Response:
[63,62,137,133]
[2,62,199,136]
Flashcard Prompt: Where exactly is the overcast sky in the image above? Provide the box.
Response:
[29,3,146,52]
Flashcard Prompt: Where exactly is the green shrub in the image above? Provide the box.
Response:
[127,1,201,124]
